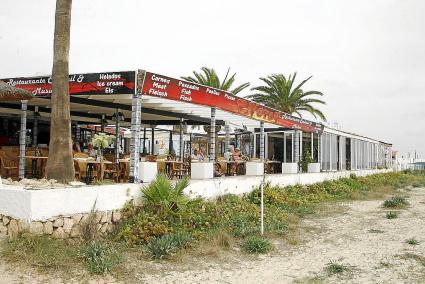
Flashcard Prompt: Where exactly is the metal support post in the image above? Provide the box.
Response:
[129,94,141,183]
[19,100,28,179]
[209,108,216,162]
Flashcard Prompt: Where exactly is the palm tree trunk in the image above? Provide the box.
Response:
[46,0,75,182]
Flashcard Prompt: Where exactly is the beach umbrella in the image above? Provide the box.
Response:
[0,81,34,101]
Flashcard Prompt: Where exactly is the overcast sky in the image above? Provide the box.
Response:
[0,0,424,157]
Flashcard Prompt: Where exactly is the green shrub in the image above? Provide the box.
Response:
[145,232,192,259]
[325,261,351,275]
[115,172,424,253]
[386,212,398,219]
[241,236,273,254]
[383,196,409,208]
[141,174,190,214]
[406,238,420,246]
[80,241,122,274]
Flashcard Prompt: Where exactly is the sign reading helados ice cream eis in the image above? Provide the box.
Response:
[140,71,323,133]
[2,71,136,96]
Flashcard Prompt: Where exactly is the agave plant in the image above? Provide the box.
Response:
[141,174,190,214]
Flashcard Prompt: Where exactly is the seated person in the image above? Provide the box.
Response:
[231,147,243,175]
[191,149,204,161]
[224,145,234,161]
[214,163,223,177]
[87,143,96,157]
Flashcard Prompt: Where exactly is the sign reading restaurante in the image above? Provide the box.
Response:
[3,71,136,96]
[140,71,323,133]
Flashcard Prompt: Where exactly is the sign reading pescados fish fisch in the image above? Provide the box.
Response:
[140,71,323,133]
[2,71,136,96]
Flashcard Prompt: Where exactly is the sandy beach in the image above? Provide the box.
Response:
[1,187,424,283]
[139,187,425,283]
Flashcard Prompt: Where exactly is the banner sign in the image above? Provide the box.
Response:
[2,71,136,96]
[141,72,323,133]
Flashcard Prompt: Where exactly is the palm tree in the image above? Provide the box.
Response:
[45,0,75,182]
[182,67,250,95]
[247,73,326,121]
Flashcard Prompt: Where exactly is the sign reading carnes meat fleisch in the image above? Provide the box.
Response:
[1,71,136,96]
[140,72,323,133]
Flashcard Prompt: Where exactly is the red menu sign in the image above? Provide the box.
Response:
[141,72,323,133]
[2,71,136,96]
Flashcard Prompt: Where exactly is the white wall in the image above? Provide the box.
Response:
[0,169,391,222]
[185,169,391,199]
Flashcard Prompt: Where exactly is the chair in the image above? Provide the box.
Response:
[145,155,157,162]
[73,152,89,182]
[171,162,188,179]
[74,152,89,159]
[102,156,119,182]
[103,163,119,182]
[157,159,166,174]
[118,161,129,182]
[74,160,82,181]
[0,150,19,179]
[104,153,115,163]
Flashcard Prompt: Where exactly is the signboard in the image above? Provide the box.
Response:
[2,71,136,96]
[140,72,323,133]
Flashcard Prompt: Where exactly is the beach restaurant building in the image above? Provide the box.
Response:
[0,70,393,183]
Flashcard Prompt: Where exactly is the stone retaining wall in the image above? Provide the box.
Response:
[0,210,122,239]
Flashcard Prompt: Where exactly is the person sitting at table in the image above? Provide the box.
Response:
[224,145,233,161]
[231,147,243,175]
[214,163,223,177]
[73,142,82,153]
[87,143,96,157]
[191,149,204,161]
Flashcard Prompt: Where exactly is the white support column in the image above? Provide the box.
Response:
[19,100,28,179]
[33,106,39,147]
[253,132,257,159]
[291,133,295,163]
[283,133,287,163]
[224,122,230,153]
[299,131,303,163]
[265,132,269,159]
[179,118,184,161]
[209,108,216,162]
[318,133,322,164]
[115,109,120,165]
[129,94,142,183]
[259,121,265,160]
[329,134,332,171]
[311,132,314,159]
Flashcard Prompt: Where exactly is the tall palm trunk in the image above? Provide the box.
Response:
[46,0,75,182]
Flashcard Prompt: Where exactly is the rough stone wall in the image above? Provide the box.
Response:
[0,210,122,239]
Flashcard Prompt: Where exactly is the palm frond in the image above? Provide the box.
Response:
[182,67,249,95]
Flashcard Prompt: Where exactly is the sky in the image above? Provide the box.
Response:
[0,0,424,157]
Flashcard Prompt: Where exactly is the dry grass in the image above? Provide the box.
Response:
[214,232,233,249]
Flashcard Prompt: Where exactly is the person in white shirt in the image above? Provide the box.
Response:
[191,149,204,161]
